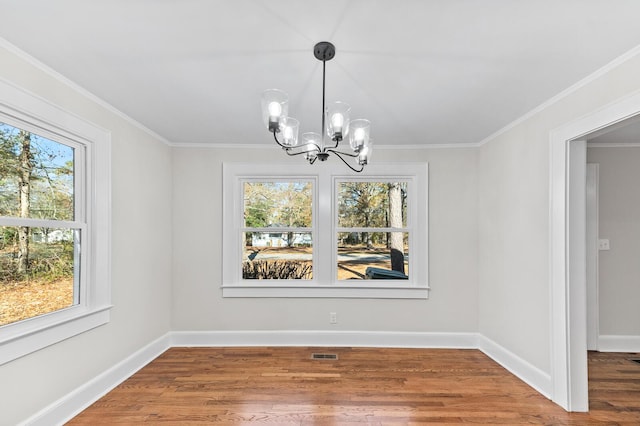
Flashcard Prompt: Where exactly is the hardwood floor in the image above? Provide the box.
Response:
[68,347,640,425]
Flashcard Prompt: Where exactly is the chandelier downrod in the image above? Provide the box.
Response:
[261,41,372,173]
[318,53,329,161]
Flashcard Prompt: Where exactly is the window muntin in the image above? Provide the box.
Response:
[241,181,313,280]
[0,122,84,327]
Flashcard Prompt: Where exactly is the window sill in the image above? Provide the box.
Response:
[0,306,111,365]
[222,285,429,299]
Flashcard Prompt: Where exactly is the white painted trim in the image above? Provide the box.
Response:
[479,45,640,147]
[170,331,478,348]
[169,142,481,149]
[21,333,171,426]
[598,335,640,353]
[0,77,112,366]
[550,89,640,412]
[478,335,552,399]
[222,286,429,299]
[222,162,429,298]
[0,37,172,146]
[0,308,111,367]
[568,140,589,408]
[586,164,600,351]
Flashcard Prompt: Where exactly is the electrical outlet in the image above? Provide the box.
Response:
[329,312,337,324]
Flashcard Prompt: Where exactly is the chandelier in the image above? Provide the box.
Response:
[261,42,372,173]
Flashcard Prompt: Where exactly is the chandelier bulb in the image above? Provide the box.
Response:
[353,128,365,146]
[283,126,293,141]
[331,113,344,129]
[268,102,282,118]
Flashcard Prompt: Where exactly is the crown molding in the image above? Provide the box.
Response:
[0,37,172,147]
[477,44,640,147]
[169,142,481,149]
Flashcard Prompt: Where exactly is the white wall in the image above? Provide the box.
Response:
[587,147,640,338]
[171,147,478,334]
[0,45,173,425]
[478,54,640,375]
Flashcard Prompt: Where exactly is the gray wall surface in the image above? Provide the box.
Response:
[588,147,640,336]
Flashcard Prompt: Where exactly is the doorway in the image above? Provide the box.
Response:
[550,91,640,411]
[586,133,640,352]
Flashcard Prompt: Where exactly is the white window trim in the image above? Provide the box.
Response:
[0,78,111,365]
[222,162,428,299]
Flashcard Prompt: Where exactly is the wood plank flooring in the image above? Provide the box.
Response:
[68,347,640,424]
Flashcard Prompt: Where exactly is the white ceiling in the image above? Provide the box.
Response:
[2,0,640,146]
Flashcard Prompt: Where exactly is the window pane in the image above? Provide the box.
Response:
[337,232,409,280]
[242,231,312,279]
[0,226,79,326]
[337,182,407,228]
[0,122,75,221]
[243,181,312,228]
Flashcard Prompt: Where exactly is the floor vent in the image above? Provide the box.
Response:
[311,353,338,360]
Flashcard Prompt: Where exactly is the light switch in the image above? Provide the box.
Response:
[598,239,610,251]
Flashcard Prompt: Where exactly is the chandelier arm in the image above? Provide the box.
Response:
[272,129,286,148]
[286,143,322,155]
[284,147,320,157]
[273,129,322,155]
[326,148,359,158]
[327,149,364,173]
[323,138,340,151]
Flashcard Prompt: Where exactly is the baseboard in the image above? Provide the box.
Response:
[22,333,171,426]
[24,331,557,425]
[598,335,640,352]
[170,330,480,349]
[478,335,552,399]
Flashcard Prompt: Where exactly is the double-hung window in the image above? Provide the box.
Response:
[223,162,428,298]
[0,79,110,365]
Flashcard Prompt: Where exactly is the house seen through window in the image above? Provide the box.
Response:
[242,181,313,279]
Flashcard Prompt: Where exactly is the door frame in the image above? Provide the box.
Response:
[586,163,600,351]
[549,90,640,411]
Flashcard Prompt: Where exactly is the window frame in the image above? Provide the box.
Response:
[222,162,428,299]
[0,79,111,365]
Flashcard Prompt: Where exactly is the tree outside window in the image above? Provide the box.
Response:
[0,122,78,326]
[242,181,313,280]
[337,181,409,280]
